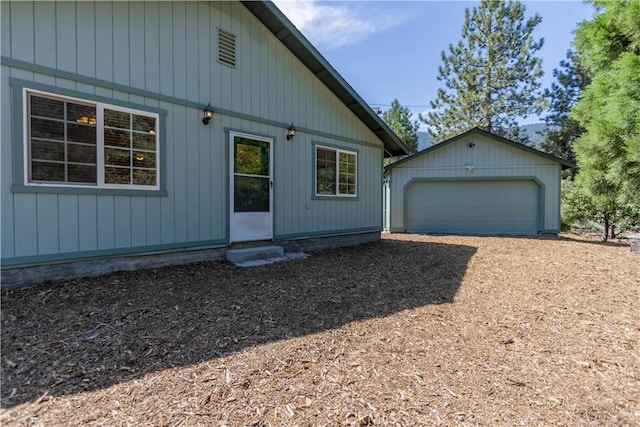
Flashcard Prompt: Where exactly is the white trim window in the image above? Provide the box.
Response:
[315,145,357,196]
[24,89,159,190]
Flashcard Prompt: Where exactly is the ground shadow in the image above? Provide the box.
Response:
[557,234,633,248]
[1,239,476,407]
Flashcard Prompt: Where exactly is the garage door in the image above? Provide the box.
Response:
[406,180,539,235]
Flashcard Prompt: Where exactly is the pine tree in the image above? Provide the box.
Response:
[571,0,640,240]
[382,99,420,154]
[541,50,590,164]
[423,0,545,143]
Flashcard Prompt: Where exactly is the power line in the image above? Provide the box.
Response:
[369,103,431,109]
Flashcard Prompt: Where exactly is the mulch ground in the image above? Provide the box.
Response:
[1,233,639,426]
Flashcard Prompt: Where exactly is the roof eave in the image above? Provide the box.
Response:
[385,127,575,172]
[240,0,410,158]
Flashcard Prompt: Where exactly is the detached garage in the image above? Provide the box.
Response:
[384,128,573,236]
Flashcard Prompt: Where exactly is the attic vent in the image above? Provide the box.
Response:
[218,29,236,67]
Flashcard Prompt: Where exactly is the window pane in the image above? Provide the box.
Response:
[30,96,64,119]
[68,164,96,183]
[68,143,96,163]
[104,128,131,148]
[27,92,159,189]
[317,147,334,161]
[234,176,269,212]
[105,167,130,184]
[345,163,356,174]
[132,114,156,133]
[133,151,155,168]
[32,161,65,182]
[31,117,64,140]
[67,123,96,144]
[316,147,337,195]
[339,184,356,195]
[66,103,96,125]
[105,148,131,167]
[105,109,130,129]
[337,151,356,195]
[133,133,156,151]
[316,162,336,194]
[31,140,64,161]
[133,169,156,186]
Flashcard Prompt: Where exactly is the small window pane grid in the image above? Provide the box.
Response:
[315,146,357,197]
[218,29,236,68]
[28,94,97,184]
[26,90,159,190]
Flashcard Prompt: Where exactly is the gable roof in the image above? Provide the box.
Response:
[240,1,409,158]
[385,127,575,171]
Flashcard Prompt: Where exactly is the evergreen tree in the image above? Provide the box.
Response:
[571,0,640,240]
[423,0,545,143]
[541,50,590,164]
[382,99,420,154]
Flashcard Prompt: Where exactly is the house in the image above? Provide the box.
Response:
[0,1,409,287]
[384,128,572,236]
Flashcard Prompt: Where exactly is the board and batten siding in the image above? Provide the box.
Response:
[1,1,384,267]
[386,133,562,233]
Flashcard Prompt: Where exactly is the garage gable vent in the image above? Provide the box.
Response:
[218,29,236,68]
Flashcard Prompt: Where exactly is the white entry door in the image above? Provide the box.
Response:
[229,132,273,242]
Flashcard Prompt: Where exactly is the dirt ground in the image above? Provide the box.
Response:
[1,233,639,426]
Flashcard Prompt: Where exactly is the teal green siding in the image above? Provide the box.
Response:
[1,1,384,268]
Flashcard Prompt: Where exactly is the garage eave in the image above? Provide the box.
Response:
[385,127,575,172]
[240,1,410,158]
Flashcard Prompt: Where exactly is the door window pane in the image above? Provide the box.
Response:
[234,176,269,212]
[234,138,269,176]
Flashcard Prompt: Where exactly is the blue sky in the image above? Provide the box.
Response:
[273,0,595,128]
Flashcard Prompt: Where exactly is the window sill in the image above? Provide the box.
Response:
[11,184,168,197]
[312,194,359,201]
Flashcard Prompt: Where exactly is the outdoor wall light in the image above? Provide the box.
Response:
[467,142,476,148]
[286,123,296,140]
[202,103,214,125]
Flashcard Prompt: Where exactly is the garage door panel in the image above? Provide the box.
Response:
[406,181,538,235]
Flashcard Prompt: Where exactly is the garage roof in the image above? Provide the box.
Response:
[385,127,575,171]
[240,1,410,157]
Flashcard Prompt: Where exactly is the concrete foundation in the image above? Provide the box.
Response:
[1,232,381,288]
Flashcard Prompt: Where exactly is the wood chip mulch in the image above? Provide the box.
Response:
[1,233,639,426]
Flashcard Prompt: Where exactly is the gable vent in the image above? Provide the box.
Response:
[218,29,236,68]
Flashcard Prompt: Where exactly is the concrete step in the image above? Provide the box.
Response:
[226,245,284,264]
